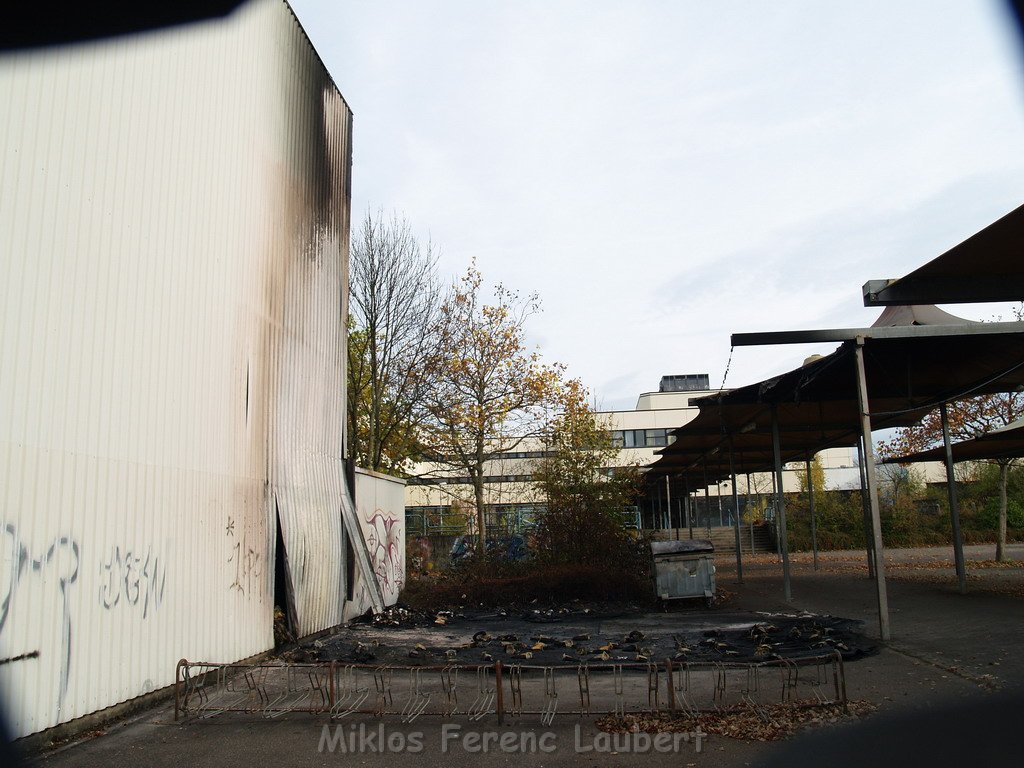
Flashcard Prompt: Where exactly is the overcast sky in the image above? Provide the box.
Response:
[290,0,1024,410]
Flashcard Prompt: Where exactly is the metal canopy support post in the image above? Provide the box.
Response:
[684,476,693,540]
[702,457,711,536]
[806,458,819,571]
[665,474,672,531]
[854,337,891,641]
[654,480,662,531]
[730,446,743,583]
[771,467,781,556]
[941,402,968,594]
[746,472,755,554]
[770,405,793,601]
[703,485,711,536]
[856,437,876,580]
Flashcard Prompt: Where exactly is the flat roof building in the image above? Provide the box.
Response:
[406,375,860,534]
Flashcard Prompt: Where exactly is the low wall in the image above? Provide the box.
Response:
[347,469,407,619]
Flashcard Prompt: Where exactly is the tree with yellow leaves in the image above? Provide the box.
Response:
[418,263,564,554]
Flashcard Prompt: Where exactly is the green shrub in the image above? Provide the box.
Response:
[975,498,1024,529]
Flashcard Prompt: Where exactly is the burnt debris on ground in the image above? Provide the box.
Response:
[286,603,875,667]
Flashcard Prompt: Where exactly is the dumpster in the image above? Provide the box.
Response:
[650,539,716,606]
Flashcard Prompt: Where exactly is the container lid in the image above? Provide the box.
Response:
[650,539,714,555]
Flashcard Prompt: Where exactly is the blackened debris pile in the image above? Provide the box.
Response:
[287,610,874,667]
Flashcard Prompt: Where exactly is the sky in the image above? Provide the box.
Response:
[290,0,1024,411]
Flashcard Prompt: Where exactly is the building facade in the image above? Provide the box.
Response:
[406,374,861,535]
[0,0,403,739]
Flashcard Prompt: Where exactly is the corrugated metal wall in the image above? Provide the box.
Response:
[0,0,354,737]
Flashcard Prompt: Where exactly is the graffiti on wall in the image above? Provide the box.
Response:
[363,510,403,599]
[0,523,79,712]
[98,545,167,618]
[226,515,262,596]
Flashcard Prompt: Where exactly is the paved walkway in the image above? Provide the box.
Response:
[26,544,1024,767]
[725,543,1024,686]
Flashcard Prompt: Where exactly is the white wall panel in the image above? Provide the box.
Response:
[0,0,353,737]
[349,469,407,617]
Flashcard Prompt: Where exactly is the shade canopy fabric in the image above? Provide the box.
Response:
[881,417,1024,465]
[863,203,1024,306]
[869,304,972,327]
[649,322,1024,485]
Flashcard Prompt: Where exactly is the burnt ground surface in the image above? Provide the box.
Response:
[287,600,875,667]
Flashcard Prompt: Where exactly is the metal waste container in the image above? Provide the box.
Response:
[651,539,716,606]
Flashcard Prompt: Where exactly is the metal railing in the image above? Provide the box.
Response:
[405,505,544,537]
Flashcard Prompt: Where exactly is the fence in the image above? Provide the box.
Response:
[405,505,545,538]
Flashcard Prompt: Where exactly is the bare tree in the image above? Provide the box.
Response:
[348,210,443,473]
[875,461,921,507]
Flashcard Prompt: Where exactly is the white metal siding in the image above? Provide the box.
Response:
[0,0,352,737]
[264,0,353,642]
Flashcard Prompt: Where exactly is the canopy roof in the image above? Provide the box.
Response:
[649,319,1024,484]
[863,203,1024,306]
[882,417,1024,465]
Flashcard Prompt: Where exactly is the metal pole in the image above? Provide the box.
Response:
[495,660,504,725]
[770,405,792,601]
[666,659,677,712]
[730,446,743,583]
[703,485,710,536]
[941,402,967,594]
[702,457,711,536]
[685,476,694,540]
[746,472,755,553]
[856,436,875,579]
[665,474,672,531]
[854,337,891,641]
[655,480,662,531]
[771,469,781,556]
[806,457,819,571]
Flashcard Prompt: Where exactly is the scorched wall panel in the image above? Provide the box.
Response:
[0,0,352,737]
